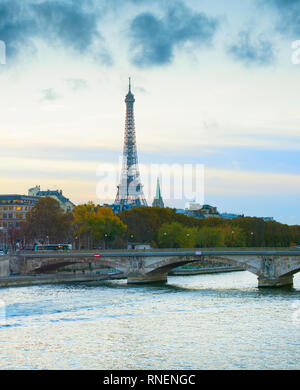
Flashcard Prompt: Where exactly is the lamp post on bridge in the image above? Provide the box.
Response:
[250,231,254,247]
[163,232,167,247]
[186,233,190,247]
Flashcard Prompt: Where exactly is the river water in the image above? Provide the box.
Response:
[0,271,299,370]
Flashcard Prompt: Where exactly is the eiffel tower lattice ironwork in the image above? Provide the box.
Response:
[114,78,147,209]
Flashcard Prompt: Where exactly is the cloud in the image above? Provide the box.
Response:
[129,2,219,67]
[0,0,164,65]
[0,1,37,60]
[261,0,300,37]
[65,78,88,91]
[40,88,61,101]
[0,0,105,62]
[33,0,100,52]
[227,30,275,66]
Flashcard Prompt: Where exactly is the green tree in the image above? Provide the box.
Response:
[157,222,195,248]
[194,226,225,248]
[222,225,246,247]
[72,203,126,249]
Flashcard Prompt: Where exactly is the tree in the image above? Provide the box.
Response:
[119,206,174,245]
[72,203,127,249]
[93,207,127,249]
[21,197,72,244]
[194,226,225,248]
[157,222,195,248]
[222,225,246,247]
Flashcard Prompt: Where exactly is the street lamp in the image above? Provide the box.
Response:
[250,231,254,247]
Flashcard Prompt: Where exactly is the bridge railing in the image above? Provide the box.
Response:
[17,247,300,255]
[16,248,300,259]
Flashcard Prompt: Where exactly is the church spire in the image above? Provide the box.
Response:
[155,177,161,198]
[152,177,164,208]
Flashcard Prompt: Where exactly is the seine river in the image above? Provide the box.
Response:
[0,271,299,370]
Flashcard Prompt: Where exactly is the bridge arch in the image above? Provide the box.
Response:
[144,254,258,277]
[25,257,127,275]
[201,255,259,275]
[145,256,200,277]
[278,266,300,279]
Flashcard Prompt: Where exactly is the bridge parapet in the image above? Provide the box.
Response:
[0,256,10,277]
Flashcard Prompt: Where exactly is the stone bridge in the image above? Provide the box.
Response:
[6,249,300,288]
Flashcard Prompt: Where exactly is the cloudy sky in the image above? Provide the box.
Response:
[0,0,300,224]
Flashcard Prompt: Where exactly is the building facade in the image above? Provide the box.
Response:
[28,186,74,212]
[219,213,244,220]
[184,203,220,219]
[0,186,74,229]
[0,195,38,228]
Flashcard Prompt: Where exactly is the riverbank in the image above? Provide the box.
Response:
[0,266,245,288]
[0,272,125,288]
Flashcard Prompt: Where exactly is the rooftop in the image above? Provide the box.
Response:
[36,190,71,204]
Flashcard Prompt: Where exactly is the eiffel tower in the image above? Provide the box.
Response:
[114,78,147,210]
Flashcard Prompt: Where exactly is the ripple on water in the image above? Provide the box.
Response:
[0,271,299,369]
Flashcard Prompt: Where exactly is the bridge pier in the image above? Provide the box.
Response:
[127,272,168,284]
[258,275,294,288]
